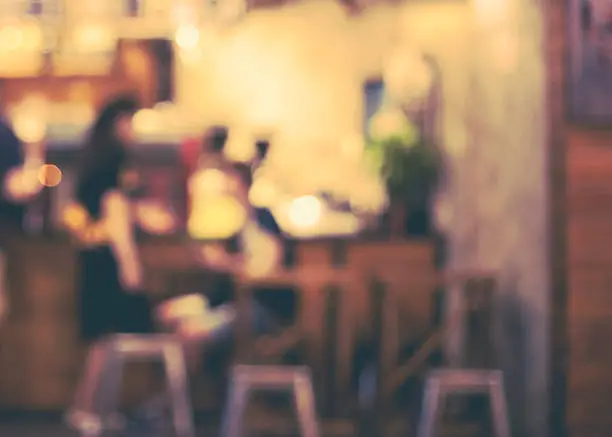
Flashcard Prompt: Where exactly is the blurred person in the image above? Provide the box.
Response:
[0,114,42,322]
[116,130,284,435]
[162,131,284,349]
[73,95,153,343]
[67,95,180,436]
[0,115,42,230]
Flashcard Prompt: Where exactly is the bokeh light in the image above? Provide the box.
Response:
[72,24,117,53]
[175,24,200,50]
[188,195,247,239]
[288,195,322,228]
[37,164,62,188]
[248,177,278,208]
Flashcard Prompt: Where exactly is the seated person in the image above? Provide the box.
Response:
[124,131,286,433]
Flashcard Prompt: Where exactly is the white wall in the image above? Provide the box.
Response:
[173,0,470,203]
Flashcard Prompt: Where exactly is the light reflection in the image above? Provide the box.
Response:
[175,24,200,50]
[37,164,62,188]
[288,195,322,229]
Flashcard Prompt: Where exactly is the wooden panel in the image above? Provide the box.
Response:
[566,140,612,434]
[568,391,612,428]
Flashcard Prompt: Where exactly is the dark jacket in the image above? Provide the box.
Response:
[0,119,24,231]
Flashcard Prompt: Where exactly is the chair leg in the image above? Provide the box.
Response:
[71,341,108,414]
[221,377,250,437]
[488,375,510,437]
[65,342,109,436]
[416,377,445,437]
[293,371,320,437]
[163,342,196,437]
[94,351,126,430]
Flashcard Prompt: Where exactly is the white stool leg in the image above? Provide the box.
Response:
[94,349,126,429]
[221,377,250,437]
[71,342,108,414]
[66,342,109,436]
[488,374,510,437]
[417,376,445,437]
[163,342,196,437]
[293,371,320,437]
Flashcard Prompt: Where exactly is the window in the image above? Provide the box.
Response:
[363,80,385,139]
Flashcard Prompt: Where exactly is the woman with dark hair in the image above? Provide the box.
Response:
[74,95,155,342]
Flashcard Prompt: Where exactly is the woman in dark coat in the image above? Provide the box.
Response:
[74,95,154,342]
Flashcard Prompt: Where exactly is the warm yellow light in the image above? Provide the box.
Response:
[288,195,322,229]
[12,113,46,144]
[3,167,42,202]
[136,200,177,235]
[21,21,43,51]
[0,25,23,51]
[369,107,406,141]
[133,108,163,134]
[224,129,256,163]
[340,133,365,161]
[248,177,278,208]
[384,50,433,104]
[190,168,228,194]
[37,164,62,188]
[188,196,247,239]
[175,24,199,50]
[62,203,89,231]
[73,24,116,53]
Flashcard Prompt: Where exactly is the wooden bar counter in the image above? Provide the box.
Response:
[0,235,435,412]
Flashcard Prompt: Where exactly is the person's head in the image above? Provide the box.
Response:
[202,126,228,154]
[79,94,139,183]
[91,94,139,146]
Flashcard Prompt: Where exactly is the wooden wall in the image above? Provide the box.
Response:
[565,132,612,437]
[548,0,612,434]
[546,3,612,436]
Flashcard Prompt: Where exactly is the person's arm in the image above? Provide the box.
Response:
[102,190,143,290]
[0,125,41,203]
[134,199,178,235]
[240,220,282,278]
[0,121,42,203]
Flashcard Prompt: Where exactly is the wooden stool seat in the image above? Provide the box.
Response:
[221,364,320,437]
[66,334,195,437]
[417,369,510,437]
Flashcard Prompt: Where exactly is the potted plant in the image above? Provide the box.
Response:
[366,106,441,236]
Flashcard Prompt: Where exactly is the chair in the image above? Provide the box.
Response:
[65,334,195,437]
[368,272,511,436]
[417,369,509,437]
[221,364,319,437]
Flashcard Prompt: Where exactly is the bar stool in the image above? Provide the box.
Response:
[416,369,510,437]
[65,334,195,437]
[221,364,320,437]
